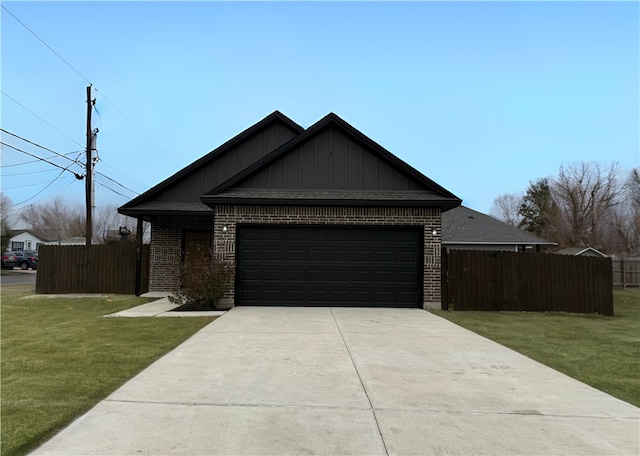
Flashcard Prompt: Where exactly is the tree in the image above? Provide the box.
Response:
[490,193,523,226]
[551,162,623,248]
[19,196,84,242]
[518,178,556,238]
[1,192,13,251]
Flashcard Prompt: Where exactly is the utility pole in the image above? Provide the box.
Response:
[85,85,96,246]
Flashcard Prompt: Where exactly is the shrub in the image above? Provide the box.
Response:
[168,254,235,310]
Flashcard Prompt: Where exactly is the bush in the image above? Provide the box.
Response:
[168,254,235,311]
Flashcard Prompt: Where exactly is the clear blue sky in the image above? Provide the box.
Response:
[2,1,638,219]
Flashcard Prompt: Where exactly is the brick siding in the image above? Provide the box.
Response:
[149,206,442,306]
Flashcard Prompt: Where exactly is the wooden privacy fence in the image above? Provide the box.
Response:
[442,250,613,315]
[612,257,640,288]
[36,244,150,295]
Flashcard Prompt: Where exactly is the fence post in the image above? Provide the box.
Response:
[621,257,626,289]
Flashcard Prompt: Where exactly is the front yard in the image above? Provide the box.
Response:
[431,287,640,408]
[1,285,217,456]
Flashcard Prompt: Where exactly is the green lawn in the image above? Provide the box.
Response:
[1,285,217,456]
[431,287,640,407]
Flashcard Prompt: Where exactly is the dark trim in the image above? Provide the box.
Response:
[202,196,460,209]
[119,111,304,211]
[119,209,214,218]
[207,113,461,202]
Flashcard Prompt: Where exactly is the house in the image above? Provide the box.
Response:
[119,111,461,308]
[555,247,607,257]
[44,236,87,246]
[6,229,52,251]
[442,205,556,252]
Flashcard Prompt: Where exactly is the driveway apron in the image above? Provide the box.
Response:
[32,307,639,455]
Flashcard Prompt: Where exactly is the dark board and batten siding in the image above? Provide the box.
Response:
[238,127,426,192]
[154,121,300,203]
[236,225,423,307]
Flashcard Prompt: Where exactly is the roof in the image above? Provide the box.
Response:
[119,111,304,216]
[206,113,461,209]
[442,206,556,245]
[205,188,454,208]
[121,111,461,216]
[8,229,55,242]
[555,247,607,257]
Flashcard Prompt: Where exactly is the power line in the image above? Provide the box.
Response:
[4,180,63,190]
[1,4,92,85]
[94,171,140,196]
[93,88,180,165]
[12,169,68,207]
[1,91,84,148]
[2,168,59,176]
[95,180,131,198]
[1,128,83,166]
[0,142,84,179]
[0,151,81,168]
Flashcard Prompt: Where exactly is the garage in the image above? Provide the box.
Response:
[236,225,423,307]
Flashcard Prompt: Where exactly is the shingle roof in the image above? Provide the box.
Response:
[204,188,453,207]
[442,206,555,245]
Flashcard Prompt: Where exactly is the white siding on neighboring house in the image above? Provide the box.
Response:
[8,231,48,251]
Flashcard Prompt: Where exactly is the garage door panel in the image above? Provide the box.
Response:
[237,225,422,307]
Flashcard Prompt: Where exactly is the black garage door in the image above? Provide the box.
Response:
[236,225,422,307]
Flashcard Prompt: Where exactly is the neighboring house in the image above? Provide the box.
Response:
[44,236,87,246]
[555,247,607,257]
[6,230,52,251]
[442,205,556,252]
[120,111,461,308]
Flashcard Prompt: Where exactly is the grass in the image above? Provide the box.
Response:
[1,285,217,456]
[431,287,640,407]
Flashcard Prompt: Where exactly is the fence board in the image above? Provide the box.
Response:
[612,258,640,288]
[36,244,150,295]
[443,250,613,315]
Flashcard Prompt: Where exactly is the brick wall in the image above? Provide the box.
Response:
[150,206,442,306]
[212,205,442,307]
[149,214,214,291]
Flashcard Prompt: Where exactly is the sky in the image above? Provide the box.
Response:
[2,1,638,225]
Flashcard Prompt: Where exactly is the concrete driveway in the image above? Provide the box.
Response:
[33,307,638,455]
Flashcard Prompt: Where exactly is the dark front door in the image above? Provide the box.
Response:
[184,231,211,268]
[236,225,422,307]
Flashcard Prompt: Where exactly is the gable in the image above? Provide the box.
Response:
[153,120,300,203]
[119,112,303,216]
[236,127,424,191]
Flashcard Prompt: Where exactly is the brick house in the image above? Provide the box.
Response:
[119,112,461,308]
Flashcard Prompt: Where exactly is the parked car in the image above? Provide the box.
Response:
[1,252,19,269]
[14,251,38,270]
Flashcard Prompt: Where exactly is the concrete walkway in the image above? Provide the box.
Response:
[33,307,639,455]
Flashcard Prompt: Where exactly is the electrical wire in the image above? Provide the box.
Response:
[0,151,81,168]
[3,180,64,190]
[1,128,82,166]
[1,91,84,148]
[95,180,131,198]
[94,171,140,196]
[0,142,84,179]
[2,168,59,176]
[2,5,92,85]
[3,6,179,167]
[12,169,68,206]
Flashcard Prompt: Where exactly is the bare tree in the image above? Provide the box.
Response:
[94,204,148,243]
[1,192,13,250]
[20,196,84,242]
[551,162,624,248]
[490,193,523,226]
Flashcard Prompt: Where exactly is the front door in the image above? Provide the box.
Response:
[184,231,211,269]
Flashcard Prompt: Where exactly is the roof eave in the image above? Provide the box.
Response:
[201,196,461,209]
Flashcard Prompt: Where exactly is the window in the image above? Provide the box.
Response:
[11,241,24,251]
